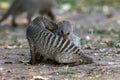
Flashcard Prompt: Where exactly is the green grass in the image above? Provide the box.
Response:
[0,0,14,2]
[90,27,120,47]
[56,0,120,10]
[11,35,18,42]
[56,70,76,75]
[55,67,76,76]
[1,0,120,10]
[91,27,120,35]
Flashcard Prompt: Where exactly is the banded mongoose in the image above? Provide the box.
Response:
[58,20,81,47]
[0,0,56,27]
[26,16,93,65]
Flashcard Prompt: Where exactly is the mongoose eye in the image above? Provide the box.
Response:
[61,30,64,34]
[67,32,70,35]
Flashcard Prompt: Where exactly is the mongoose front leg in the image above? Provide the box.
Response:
[30,47,36,65]
[30,48,44,64]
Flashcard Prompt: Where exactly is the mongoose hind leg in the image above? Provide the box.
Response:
[39,9,55,21]
[12,21,18,27]
[27,13,33,24]
[46,9,55,21]
[11,8,25,27]
[12,15,18,27]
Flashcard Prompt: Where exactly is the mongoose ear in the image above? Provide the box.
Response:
[47,26,55,31]
[67,32,70,35]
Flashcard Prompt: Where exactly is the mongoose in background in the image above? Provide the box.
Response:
[58,20,81,47]
[26,16,93,65]
[0,0,56,27]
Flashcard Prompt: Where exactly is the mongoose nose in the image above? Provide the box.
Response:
[63,34,69,39]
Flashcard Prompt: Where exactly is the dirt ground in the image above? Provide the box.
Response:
[0,9,120,80]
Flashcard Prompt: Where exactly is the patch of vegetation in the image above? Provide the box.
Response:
[57,0,120,11]
[0,0,11,2]
[55,67,76,76]
[11,35,18,42]
[91,27,120,35]
[7,35,24,48]
[86,72,101,77]
[57,0,76,6]
[56,70,75,75]
[1,0,120,11]
[105,40,116,47]
[91,27,120,47]
[56,71,75,75]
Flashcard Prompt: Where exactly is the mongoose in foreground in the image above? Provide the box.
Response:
[26,16,93,65]
[0,0,56,27]
[58,20,81,47]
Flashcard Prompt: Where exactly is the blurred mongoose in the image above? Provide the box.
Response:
[26,16,93,65]
[0,0,56,26]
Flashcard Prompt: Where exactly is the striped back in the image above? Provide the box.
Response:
[26,16,93,64]
[42,16,59,34]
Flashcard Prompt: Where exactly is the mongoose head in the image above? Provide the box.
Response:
[58,20,73,39]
